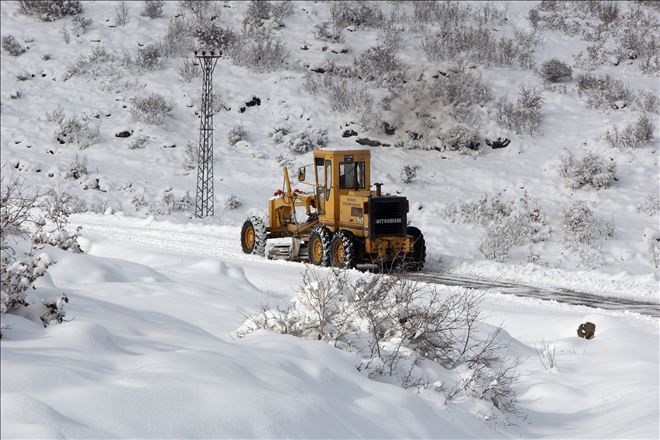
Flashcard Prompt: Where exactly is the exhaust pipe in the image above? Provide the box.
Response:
[374,182,383,196]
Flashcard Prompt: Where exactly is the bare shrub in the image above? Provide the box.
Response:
[182,140,197,172]
[114,2,130,27]
[637,194,659,217]
[606,114,655,149]
[136,42,163,71]
[18,0,82,21]
[230,31,288,73]
[536,342,558,370]
[33,190,83,253]
[442,192,512,226]
[60,23,70,44]
[162,15,196,57]
[598,1,619,24]
[71,15,92,34]
[439,126,480,154]
[130,93,172,124]
[129,134,148,150]
[354,43,405,88]
[576,73,633,110]
[2,35,27,56]
[142,0,164,19]
[54,117,99,149]
[315,22,343,44]
[224,194,242,210]
[271,1,295,26]
[645,230,660,268]
[1,179,68,337]
[238,268,519,412]
[63,46,128,80]
[400,165,419,184]
[65,154,88,180]
[540,58,572,83]
[228,123,248,146]
[412,0,469,27]
[243,0,271,30]
[637,91,659,114]
[330,1,384,29]
[272,125,328,154]
[195,22,236,52]
[157,187,193,214]
[177,58,200,82]
[560,201,613,247]
[495,87,543,136]
[559,151,616,190]
[303,72,374,115]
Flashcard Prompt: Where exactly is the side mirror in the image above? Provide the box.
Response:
[297,166,306,182]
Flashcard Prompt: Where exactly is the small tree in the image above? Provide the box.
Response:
[540,58,572,83]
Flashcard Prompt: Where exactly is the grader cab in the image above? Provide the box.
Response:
[240,148,426,270]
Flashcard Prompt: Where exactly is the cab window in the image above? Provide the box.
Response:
[339,162,365,189]
[325,160,332,200]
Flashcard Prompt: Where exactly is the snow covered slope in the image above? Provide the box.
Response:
[2,221,658,438]
[1,0,659,294]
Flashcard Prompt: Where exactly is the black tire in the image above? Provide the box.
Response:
[330,230,358,269]
[308,225,333,266]
[241,216,267,256]
[405,226,426,272]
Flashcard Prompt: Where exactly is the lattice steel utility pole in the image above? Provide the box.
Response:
[194,50,221,219]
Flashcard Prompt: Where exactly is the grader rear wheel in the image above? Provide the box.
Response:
[330,230,358,269]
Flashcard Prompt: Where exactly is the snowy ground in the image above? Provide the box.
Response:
[2,1,660,438]
[2,215,659,438]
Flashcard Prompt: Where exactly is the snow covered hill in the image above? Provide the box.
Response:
[1,1,659,438]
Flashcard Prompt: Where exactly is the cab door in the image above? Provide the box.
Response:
[321,159,335,226]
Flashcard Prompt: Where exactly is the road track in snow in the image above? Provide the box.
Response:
[77,220,660,318]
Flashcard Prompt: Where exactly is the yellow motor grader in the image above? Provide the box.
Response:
[240,148,425,270]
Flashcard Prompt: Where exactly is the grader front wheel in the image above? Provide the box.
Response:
[241,216,267,256]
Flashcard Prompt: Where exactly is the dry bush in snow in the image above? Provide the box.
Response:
[576,73,633,110]
[224,194,242,210]
[157,187,193,215]
[495,87,543,136]
[54,116,100,149]
[136,43,163,71]
[438,126,480,154]
[303,72,375,127]
[442,192,549,262]
[559,151,616,190]
[0,178,68,337]
[114,2,130,27]
[1,35,27,56]
[237,268,519,412]
[637,91,659,114]
[129,134,148,150]
[182,140,197,173]
[354,43,406,88]
[63,46,131,81]
[71,15,92,34]
[230,30,288,73]
[142,0,164,19]
[32,190,82,253]
[270,124,328,154]
[177,58,200,82]
[195,22,236,52]
[330,1,384,29]
[313,21,343,42]
[560,200,613,248]
[162,15,196,57]
[130,93,172,125]
[645,229,660,269]
[540,58,572,83]
[636,194,659,217]
[400,165,419,184]
[228,123,248,146]
[18,0,82,21]
[606,114,655,149]
[65,154,88,180]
